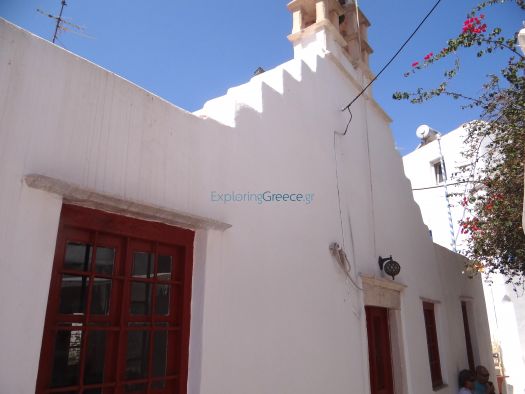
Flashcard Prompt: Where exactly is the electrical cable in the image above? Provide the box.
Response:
[412,180,483,191]
[334,132,346,249]
[362,91,377,258]
[333,129,363,292]
[333,132,346,250]
[354,0,362,59]
[437,135,457,251]
[341,0,444,112]
[329,243,364,291]
[342,251,364,290]
[337,108,353,136]
[335,108,353,137]
[331,0,446,290]
[454,136,486,243]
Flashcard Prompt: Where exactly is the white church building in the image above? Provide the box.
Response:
[0,1,495,393]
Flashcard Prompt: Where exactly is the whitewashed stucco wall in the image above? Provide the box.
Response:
[433,245,494,377]
[402,126,471,251]
[0,19,492,394]
[364,113,495,393]
[403,126,525,394]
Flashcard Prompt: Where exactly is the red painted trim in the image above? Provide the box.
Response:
[178,242,194,394]
[423,302,443,389]
[36,204,195,394]
[365,306,394,394]
[461,301,475,372]
[60,204,195,246]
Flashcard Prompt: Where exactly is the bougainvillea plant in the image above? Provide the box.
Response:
[393,0,525,287]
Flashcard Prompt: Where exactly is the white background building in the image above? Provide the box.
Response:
[403,124,525,394]
[0,1,495,393]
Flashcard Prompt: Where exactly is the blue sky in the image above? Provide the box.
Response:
[1,0,522,154]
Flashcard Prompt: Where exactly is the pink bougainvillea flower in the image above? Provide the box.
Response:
[411,61,419,67]
[462,15,486,34]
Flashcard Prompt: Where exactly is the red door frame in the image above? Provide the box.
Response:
[365,306,394,394]
[461,301,475,372]
[423,301,443,389]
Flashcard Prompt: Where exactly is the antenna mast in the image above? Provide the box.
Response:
[52,0,67,43]
[37,2,92,45]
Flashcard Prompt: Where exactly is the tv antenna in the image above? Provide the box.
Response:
[37,1,92,45]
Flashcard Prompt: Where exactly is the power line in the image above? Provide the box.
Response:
[341,0,444,111]
[412,180,482,191]
[336,108,353,136]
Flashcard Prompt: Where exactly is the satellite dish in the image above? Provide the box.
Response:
[518,26,525,57]
[416,124,439,140]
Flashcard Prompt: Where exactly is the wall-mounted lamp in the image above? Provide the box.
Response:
[378,255,401,280]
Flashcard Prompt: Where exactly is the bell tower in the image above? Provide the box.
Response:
[287,0,373,73]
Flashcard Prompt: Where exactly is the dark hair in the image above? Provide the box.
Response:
[459,369,475,387]
[476,365,489,376]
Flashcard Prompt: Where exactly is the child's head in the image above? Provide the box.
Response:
[459,369,475,389]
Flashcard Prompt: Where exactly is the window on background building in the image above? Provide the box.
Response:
[36,204,194,394]
[433,160,446,184]
[461,301,475,372]
[422,301,443,389]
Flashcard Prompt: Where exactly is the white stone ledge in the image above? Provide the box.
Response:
[420,296,442,304]
[24,174,232,231]
[361,274,406,310]
[361,274,407,292]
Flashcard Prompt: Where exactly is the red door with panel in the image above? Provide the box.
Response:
[365,306,394,394]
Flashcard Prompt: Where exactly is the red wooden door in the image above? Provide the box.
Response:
[365,306,394,394]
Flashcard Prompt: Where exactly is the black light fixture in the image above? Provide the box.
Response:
[378,255,401,280]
